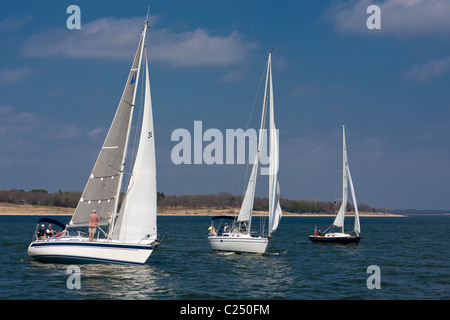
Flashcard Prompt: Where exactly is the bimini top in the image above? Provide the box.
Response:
[211,216,236,221]
[37,217,67,230]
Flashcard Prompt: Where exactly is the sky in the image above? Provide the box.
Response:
[1,0,449,211]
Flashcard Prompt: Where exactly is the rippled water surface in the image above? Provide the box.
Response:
[0,215,448,300]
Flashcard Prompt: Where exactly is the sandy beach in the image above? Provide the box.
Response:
[0,202,404,217]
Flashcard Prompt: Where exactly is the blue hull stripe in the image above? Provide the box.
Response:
[31,254,149,265]
[30,241,154,250]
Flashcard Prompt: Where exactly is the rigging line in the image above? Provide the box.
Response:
[121,99,135,107]
[245,62,268,130]
[81,197,115,202]
[334,166,345,202]
[108,164,122,174]
[334,177,343,202]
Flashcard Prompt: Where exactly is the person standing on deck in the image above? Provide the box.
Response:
[89,210,100,241]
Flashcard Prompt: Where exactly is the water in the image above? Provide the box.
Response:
[0,215,449,300]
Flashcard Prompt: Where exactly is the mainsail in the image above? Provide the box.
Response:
[69,25,147,227]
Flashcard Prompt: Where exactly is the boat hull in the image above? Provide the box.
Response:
[28,238,156,265]
[308,234,361,245]
[208,235,269,254]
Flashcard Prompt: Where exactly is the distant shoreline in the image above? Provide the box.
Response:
[0,203,406,217]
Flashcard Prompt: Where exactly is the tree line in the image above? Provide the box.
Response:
[0,189,379,214]
[158,192,378,214]
[0,189,81,208]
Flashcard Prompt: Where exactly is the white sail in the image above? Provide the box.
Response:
[347,165,360,234]
[70,26,146,227]
[346,145,360,234]
[113,52,157,243]
[268,52,282,235]
[237,152,259,228]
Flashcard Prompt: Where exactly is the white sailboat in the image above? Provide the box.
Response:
[28,17,159,264]
[309,125,361,245]
[208,51,282,254]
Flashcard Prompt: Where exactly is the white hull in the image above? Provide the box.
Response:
[28,237,157,265]
[208,234,269,254]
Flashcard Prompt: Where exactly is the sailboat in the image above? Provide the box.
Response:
[208,51,282,254]
[28,17,159,264]
[309,125,361,245]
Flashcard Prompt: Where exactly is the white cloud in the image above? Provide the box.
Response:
[0,105,41,131]
[22,16,257,67]
[0,106,43,156]
[0,14,33,32]
[88,127,107,139]
[326,0,450,36]
[402,56,450,82]
[0,67,32,84]
[218,69,244,82]
[23,17,142,60]
[149,28,256,67]
[0,106,102,154]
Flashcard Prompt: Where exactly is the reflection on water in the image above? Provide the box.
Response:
[25,262,172,300]
[74,264,171,299]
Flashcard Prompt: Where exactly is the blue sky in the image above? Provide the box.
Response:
[1,0,450,210]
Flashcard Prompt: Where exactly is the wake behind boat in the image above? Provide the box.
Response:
[28,16,160,265]
[309,125,361,245]
[208,51,282,254]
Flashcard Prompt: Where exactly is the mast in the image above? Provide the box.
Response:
[342,125,348,233]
